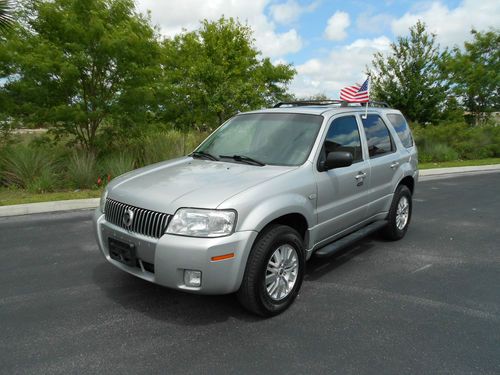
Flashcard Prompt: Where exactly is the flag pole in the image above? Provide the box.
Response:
[363,74,370,119]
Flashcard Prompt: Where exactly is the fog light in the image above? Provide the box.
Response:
[184,270,202,287]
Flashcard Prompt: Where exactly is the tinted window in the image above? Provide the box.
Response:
[361,115,394,157]
[387,113,413,148]
[324,116,362,162]
[197,113,323,166]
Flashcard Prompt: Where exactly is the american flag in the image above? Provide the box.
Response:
[339,77,369,103]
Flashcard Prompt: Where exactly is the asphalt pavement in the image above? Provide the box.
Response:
[1,173,499,374]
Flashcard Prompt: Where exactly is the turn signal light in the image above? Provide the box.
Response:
[211,253,235,262]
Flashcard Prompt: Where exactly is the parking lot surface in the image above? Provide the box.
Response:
[1,173,499,374]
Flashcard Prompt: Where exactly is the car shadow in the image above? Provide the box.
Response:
[92,262,260,325]
[305,235,378,281]
[92,234,379,324]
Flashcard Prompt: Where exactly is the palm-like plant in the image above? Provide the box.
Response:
[0,0,14,32]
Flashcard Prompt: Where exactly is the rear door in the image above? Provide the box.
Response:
[314,114,371,244]
[359,113,401,216]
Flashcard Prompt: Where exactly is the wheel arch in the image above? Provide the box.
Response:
[264,213,309,246]
[397,175,415,195]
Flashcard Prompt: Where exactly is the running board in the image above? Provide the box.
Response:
[314,220,387,258]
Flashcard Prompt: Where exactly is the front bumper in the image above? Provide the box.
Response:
[93,210,258,294]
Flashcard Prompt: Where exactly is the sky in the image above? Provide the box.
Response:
[135,0,499,99]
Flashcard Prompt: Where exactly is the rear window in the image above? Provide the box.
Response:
[387,113,413,148]
[361,115,394,157]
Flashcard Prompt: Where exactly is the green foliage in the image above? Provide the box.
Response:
[100,152,135,179]
[135,130,207,166]
[0,0,14,32]
[0,0,161,151]
[0,8,296,148]
[0,128,210,193]
[26,168,59,193]
[416,140,459,162]
[0,145,57,189]
[413,122,500,161]
[66,151,97,189]
[443,29,500,123]
[160,17,296,130]
[371,21,449,123]
[0,119,13,147]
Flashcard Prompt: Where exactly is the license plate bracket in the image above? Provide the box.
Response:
[108,238,136,267]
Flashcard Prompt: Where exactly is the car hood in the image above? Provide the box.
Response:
[107,157,295,214]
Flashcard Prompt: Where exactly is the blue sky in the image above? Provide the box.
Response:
[137,0,499,98]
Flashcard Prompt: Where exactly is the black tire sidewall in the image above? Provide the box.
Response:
[388,185,412,239]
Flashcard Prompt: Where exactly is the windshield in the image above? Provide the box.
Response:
[195,113,323,166]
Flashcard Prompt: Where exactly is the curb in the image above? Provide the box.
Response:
[1,164,499,218]
[0,198,99,218]
[419,164,500,180]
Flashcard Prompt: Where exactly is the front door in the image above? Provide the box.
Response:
[314,115,371,244]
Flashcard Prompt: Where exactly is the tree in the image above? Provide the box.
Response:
[160,17,296,131]
[0,0,13,32]
[444,29,500,124]
[0,0,161,151]
[370,21,448,123]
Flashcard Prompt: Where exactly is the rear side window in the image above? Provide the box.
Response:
[361,115,394,157]
[324,116,362,162]
[387,113,413,148]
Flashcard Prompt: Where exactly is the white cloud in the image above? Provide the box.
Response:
[324,11,351,41]
[290,36,391,98]
[355,12,393,35]
[135,0,303,58]
[270,0,303,24]
[270,0,319,25]
[391,0,500,47]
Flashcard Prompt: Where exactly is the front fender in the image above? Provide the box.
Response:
[237,193,315,234]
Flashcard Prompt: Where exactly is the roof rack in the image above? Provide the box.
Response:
[273,100,390,108]
[273,100,344,108]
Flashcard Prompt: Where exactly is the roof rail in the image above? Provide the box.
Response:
[273,100,390,108]
[273,100,344,108]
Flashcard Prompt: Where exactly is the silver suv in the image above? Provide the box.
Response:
[93,100,418,316]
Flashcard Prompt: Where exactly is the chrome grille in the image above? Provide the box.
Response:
[104,198,170,239]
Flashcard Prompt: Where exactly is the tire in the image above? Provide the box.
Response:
[237,224,305,317]
[382,184,412,241]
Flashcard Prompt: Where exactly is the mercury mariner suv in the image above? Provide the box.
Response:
[93,100,418,316]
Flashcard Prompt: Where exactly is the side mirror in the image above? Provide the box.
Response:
[323,151,353,171]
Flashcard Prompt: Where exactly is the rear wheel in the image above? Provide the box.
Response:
[237,224,305,316]
[382,184,412,240]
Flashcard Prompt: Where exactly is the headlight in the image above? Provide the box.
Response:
[99,189,108,213]
[166,208,236,238]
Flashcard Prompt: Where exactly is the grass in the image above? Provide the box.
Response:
[0,188,101,206]
[419,158,500,169]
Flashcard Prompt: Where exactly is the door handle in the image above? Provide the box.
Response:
[390,162,400,169]
[355,172,367,180]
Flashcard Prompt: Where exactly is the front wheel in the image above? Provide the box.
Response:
[237,224,305,316]
[382,184,412,241]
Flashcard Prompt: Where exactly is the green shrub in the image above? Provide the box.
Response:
[418,140,459,162]
[100,152,135,179]
[66,151,97,189]
[0,145,58,189]
[412,122,500,161]
[136,130,193,166]
[27,168,59,193]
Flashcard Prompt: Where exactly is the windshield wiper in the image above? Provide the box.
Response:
[190,151,219,161]
[219,154,266,166]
